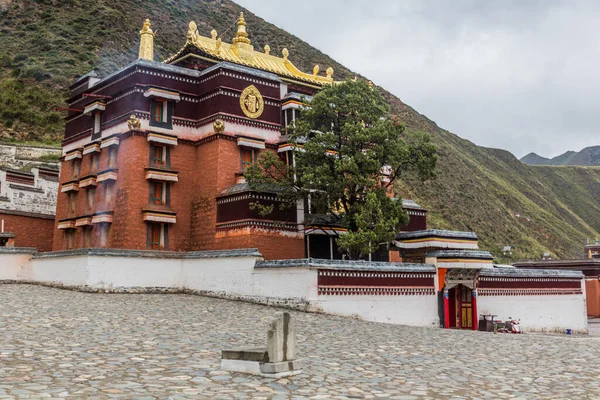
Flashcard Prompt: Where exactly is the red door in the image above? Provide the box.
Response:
[458,285,473,329]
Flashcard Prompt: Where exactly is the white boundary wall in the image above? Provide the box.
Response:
[0,248,587,331]
[478,291,587,332]
[0,249,440,327]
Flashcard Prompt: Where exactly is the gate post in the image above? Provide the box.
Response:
[472,288,478,331]
[443,287,450,329]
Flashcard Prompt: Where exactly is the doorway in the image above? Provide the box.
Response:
[448,284,473,329]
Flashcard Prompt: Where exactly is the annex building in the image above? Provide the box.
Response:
[0,14,588,334]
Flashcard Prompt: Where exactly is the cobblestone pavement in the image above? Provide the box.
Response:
[1,284,599,400]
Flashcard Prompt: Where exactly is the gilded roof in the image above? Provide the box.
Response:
[164,12,334,86]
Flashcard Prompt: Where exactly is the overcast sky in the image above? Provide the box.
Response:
[235,0,600,158]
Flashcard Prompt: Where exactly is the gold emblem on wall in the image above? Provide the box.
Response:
[239,85,264,119]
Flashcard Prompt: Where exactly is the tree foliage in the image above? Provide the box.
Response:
[246,79,437,259]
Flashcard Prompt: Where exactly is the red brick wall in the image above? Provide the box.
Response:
[53,133,304,259]
[214,228,304,260]
[0,211,54,252]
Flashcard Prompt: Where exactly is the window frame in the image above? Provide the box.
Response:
[147,222,168,250]
[149,144,169,167]
[91,111,102,140]
[148,181,169,207]
[240,147,258,172]
[85,187,96,212]
[149,99,173,129]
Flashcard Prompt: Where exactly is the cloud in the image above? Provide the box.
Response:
[235,0,600,158]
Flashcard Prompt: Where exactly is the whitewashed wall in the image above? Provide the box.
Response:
[0,249,35,281]
[313,296,439,327]
[0,250,588,331]
[478,289,587,332]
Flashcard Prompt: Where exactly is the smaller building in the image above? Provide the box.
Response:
[0,167,59,251]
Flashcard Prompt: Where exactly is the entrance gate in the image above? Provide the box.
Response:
[443,269,479,330]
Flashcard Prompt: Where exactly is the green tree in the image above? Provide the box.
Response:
[246,80,437,259]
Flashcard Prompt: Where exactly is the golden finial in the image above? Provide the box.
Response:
[326,67,334,78]
[232,11,251,45]
[282,48,289,61]
[264,44,270,55]
[211,29,217,40]
[138,19,155,61]
[216,37,222,52]
[313,65,319,75]
[187,21,197,41]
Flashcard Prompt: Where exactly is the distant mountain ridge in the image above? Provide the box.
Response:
[521,146,600,166]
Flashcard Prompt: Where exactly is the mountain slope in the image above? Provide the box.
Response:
[521,147,600,166]
[0,0,598,260]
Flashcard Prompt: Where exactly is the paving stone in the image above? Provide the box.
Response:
[0,284,599,399]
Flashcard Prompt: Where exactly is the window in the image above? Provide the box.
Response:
[86,187,96,212]
[71,159,81,180]
[149,181,168,207]
[149,99,172,129]
[151,144,167,166]
[64,229,75,250]
[108,147,118,169]
[153,101,164,122]
[91,153,100,173]
[104,181,114,208]
[92,112,102,140]
[82,226,93,248]
[147,222,167,250]
[99,223,110,247]
[240,148,258,171]
[67,192,77,215]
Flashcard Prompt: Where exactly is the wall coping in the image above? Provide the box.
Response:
[481,266,584,279]
[32,248,262,260]
[0,247,37,254]
[255,258,437,273]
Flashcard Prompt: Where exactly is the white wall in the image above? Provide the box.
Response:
[251,268,317,299]
[312,295,440,327]
[0,251,35,281]
[29,255,89,286]
[87,256,183,289]
[0,251,588,331]
[478,292,588,332]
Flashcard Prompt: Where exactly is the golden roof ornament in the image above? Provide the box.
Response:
[213,119,225,133]
[138,19,155,61]
[232,12,251,45]
[187,21,198,42]
[165,12,336,86]
[313,65,319,75]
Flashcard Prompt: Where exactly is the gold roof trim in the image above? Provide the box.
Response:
[164,13,334,86]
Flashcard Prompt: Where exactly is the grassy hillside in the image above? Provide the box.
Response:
[0,0,598,260]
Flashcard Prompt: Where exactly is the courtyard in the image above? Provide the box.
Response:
[0,284,599,399]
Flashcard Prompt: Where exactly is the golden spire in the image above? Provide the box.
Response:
[139,19,155,61]
[232,12,251,45]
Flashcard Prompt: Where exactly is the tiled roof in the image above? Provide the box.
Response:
[255,258,436,273]
[427,250,493,259]
[481,266,583,279]
[396,229,478,240]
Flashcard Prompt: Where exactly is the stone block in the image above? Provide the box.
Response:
[267,311,296,362]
